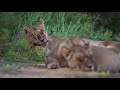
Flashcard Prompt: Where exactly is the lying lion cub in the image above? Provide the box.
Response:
[45,38,94,72]
[62,39,120,73]
[46,38,120,73]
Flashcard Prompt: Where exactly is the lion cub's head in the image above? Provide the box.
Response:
[22,19,49,48]
[58,39,94,72]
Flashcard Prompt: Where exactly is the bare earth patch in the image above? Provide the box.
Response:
[0,63,120,78]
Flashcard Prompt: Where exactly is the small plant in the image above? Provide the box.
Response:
[0,28,12,44]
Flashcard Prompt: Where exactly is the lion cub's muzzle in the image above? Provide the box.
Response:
[34,39,49,47]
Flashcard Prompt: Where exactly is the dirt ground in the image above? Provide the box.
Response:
[0,62,120,78]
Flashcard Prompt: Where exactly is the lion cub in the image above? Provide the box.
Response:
[46,38,120,73]
[21,19,49,55]
[45,39,94,72]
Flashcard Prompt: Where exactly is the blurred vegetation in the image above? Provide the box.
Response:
[0,12,119,62]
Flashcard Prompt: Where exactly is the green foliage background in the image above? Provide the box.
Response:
[0,12,119,63]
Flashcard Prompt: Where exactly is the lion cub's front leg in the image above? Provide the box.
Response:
[45,57,60,69]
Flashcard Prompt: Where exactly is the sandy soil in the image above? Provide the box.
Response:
[0,64,119,78]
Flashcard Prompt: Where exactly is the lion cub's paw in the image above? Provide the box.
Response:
[47,63,60,69]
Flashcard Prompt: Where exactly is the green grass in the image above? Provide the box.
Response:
[0,12,116,62]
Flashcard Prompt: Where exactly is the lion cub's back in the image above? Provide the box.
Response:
[92,46,120,73]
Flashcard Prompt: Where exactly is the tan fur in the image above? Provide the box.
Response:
[83,38,120,50]
[46,38,89,58]
[46,38,120,73]
[64,45,94,71]
[45,39,94,72]
[58,39,120,73]
[91,46,120,73]
[45,38,73,69]
[21,19,49,54]
[22,19,49,48]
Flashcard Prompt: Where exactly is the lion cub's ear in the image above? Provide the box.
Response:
[84,42,91,49]
[39,19,44,26]
[61,47,70,59]
[83,41,93,55]
[57,42,70,59]
[22,27,30,34]
[80,39,91,49]
[84,43,93,55]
